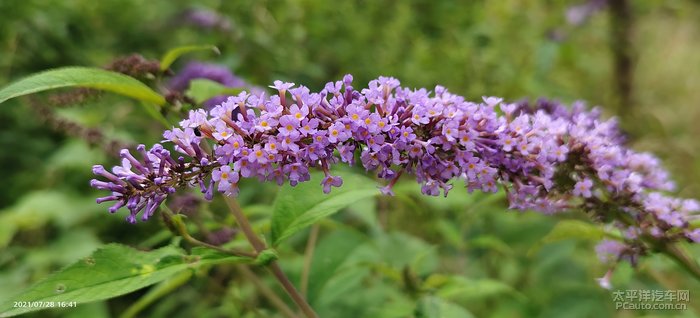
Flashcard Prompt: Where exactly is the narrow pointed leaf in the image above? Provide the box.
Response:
[160,45,219,71]
[0,67,165,105]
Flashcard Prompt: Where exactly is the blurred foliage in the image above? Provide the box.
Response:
[1,0,700,317]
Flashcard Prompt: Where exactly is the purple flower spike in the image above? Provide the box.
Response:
[91,74,700,274]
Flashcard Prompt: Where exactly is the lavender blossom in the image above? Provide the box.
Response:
[92,75,699,271]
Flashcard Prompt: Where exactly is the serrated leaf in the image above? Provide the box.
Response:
[0,67,165,105]
[160,45,219,71]
[0,244,244,317]
[270,170,379,245]
[528,220,605,257]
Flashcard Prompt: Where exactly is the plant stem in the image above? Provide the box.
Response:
[300,224,320,297]
[224,196,319,318]
[161,206,256,258]
[609,0,634,115]
[224,196,266,251]
[658,242,700,281]
[236,264,300,318]
[269,262,318,318]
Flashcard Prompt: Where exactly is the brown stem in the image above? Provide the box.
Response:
[236,265,300,318]
[184,233,257,258]
[300,224,320,296]
[609,0,634,115]
[658,242,700,281]
[269,262,318,318]
[224,196,319,318]
[161,207,256,258]
[224,196,267,251]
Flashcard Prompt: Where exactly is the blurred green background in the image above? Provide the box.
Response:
[1,0,699,317]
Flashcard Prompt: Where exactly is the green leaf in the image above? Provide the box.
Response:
[377,231,438,276]
[435,276,522,303]
[119,271,193,318]
[159,45,220,71]
[416,296,475,318]
[0,244,244,317]
[0,67,165,105]
[270,170,379,245]
[528,219,606,257]
[186,79,243,103]
[307,229,367,304]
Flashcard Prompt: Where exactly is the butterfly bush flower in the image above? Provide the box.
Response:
[92,75,699,269]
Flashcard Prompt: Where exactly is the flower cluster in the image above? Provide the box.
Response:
[91,75,699,263]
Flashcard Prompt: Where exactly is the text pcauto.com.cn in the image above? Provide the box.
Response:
[612,290,689,311]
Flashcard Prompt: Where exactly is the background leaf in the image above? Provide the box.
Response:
[270,170,379,245]
[185,79,243,103]
[416,296,475,318]
[307,228,367,304]
[159,45,219,71]
[0,67,165,105]
[528,219,606,256]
